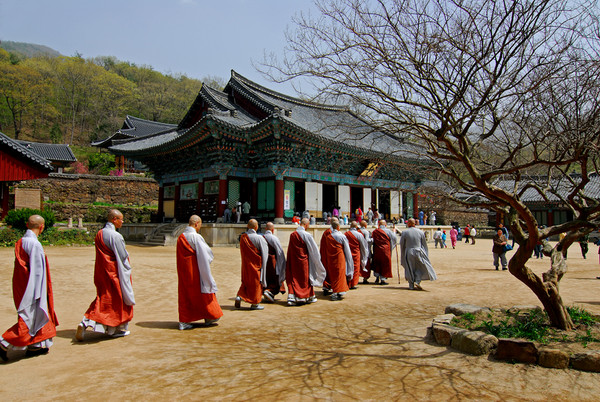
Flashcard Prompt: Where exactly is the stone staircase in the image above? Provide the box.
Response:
[144,223,186,246]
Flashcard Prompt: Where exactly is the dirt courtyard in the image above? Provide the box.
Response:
[1,237,600,400]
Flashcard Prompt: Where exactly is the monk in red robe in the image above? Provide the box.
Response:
[371,219,398,285]
[177,215,223,330]
[345,221,368,289]
[286,218,326,305]
[235,219,268,310]
[0,215,58,361]
[321,221,353,300]
[76,209,135,341]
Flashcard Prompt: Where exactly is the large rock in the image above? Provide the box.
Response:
[451,330,498,356]
[432,323,465,346]
[495,339,538,364]
[538,348,570,369]
[445,303,491,316]
[570,351,600,372]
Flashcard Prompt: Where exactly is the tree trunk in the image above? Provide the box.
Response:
[509,246,573,330]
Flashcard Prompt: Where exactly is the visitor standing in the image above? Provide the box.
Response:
[492,228,509,271]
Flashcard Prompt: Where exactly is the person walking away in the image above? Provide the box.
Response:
[371,220,398,285]
[449,226,458,249]
[400,218,437,290]
[262,222,286,303]
[0,215,58,361]
[463,225,470,243]
[235,219,268,310]
[433,228,443,248]
[441,230,447,248]
[76,209,134,341]
[579,234,589,259]
[176,215,223,330]
[492,228,509,271]
[345,221,369,289]
[359,220,373,283]
[321,221,353,300]
[286,218,326,305]
[470,226,477,244]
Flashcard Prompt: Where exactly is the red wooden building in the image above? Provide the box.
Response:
[0,131,53,219]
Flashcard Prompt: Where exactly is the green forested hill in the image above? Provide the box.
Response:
[0,41,224,148]
[0,40,61,58]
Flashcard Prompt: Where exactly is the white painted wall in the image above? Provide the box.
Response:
[305,182,322,213]
[363,188,371,209]
[338,185,351,216]
[391,190,400,217]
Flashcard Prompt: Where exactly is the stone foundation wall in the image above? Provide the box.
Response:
[15,173,159,223]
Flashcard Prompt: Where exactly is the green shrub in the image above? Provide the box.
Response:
[0,227,24,247]
[3,208,56,230]
[567,305,598,326]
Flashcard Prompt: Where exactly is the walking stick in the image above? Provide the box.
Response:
[394,224,401,284]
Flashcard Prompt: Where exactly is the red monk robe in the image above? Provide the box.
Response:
[286,230,315,300]
[237,233,263,305]
[372,228,393,279]
[344,231,362,288]
[84,230,133,327]
[321,231,350,294]
[177,235,223,323]
[2,239,58,347]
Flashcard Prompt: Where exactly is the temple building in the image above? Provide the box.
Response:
[103,71,427,223]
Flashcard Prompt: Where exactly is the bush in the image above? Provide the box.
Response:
[3,208,56,230]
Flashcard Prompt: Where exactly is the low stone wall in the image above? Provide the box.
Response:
[428,303,600,372]
[15,173,159,223]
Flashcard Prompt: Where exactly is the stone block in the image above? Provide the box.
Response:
[451,330,498,356]
[495,338,538,364]
[432,323,465,346]
[538,348,570,369]
[445,303,491,316]
[570,351,600,372]
[432,313,455,325]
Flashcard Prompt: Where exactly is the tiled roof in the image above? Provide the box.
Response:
[0,132,53,171]
[16,140,76,162]
[92,115,177,147]
[494,175,600,203]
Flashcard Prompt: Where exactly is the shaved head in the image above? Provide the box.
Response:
[360,220,368,228]
[107,209,122,221]
[247,219,258,230]
[379,219,387,227]
[350,221,358,228]
[407,218,416,227]
[265,222,275,231]
[332,221,340,230]
[301,217,310,228]
[27,214,45,229]
[189,215,202,226]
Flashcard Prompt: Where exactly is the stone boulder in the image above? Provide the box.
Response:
[432,323,465,346]
[445,303,491,316]
[538,348,570,369]
[495,339,538,364]
[451,330,498,356]
[570,351,600,372]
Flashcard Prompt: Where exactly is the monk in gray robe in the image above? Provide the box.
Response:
[400,218,437,290]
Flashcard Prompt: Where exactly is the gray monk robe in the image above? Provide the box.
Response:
[399,226,437,289]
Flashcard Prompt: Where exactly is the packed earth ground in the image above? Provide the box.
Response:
[1,237,599,400]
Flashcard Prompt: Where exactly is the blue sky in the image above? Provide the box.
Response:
[0,0,316,93]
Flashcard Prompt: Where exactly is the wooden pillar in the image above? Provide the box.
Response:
[547,209,554,227]
[218,178,228,218]
[413,193,419,219]
[252,179,258,217]
[157,186,164,222]
[174,183,180,222]
[274,177,284,224]
[196,180,204,216]
[0,183,9,219]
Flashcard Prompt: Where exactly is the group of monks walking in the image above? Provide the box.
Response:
[0,211,436,362]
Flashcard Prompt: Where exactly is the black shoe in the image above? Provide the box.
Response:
[380,280,389,285]
[0,345,7,362]
[350,286,357,290]
[25,347,49,358]
[362,278,369,284]
[323,288,332,296]
[375,277,380,284]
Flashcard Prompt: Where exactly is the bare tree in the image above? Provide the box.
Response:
[262,0,600,329]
